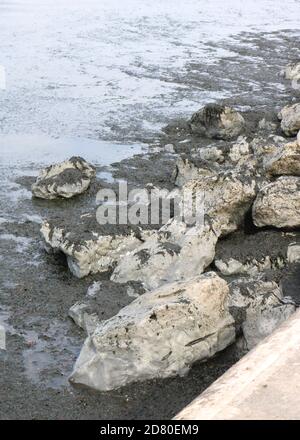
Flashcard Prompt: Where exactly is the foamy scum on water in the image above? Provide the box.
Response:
[0,0,299,141]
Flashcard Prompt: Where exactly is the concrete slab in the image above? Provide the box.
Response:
[175,309,300,420]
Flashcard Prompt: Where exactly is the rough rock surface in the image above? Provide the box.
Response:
[173,137,256,187]
[264,141,300,176]
[189,104,245,140]
[111,171,256,289]
[183,172,257,236]
[32,156,96,199]
[252,176,300,228]
[278,103,300,136]
[111,221,218,290]
[250,135,286,158]
[228,278,295,349]
[173,156,216,187]
[215,229,300,276]
[41,219,142,278]
[69,272,235,391]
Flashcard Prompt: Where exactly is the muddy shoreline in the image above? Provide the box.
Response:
[1,27,300,419]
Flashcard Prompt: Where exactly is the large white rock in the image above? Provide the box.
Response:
[41,220,142,278]
[111,222,218,290]
[111,172,256,289]
[32,156,96,199]
[69,272,235,391]
[183,173,257,236]
[264,140,300,176]
[252,176,300,228]
[229,278,295,349]
[278,103,300,137]
[189,104,245,140]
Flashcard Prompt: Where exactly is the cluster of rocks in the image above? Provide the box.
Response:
[33,62,300,392]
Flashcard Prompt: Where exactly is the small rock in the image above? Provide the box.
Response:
[198,145,225,163]
[69,272,235,391]
[264,140,300,176]
[69,302,100,335]
[215,258,245,276]
[32,156,96,199]
[228,137,250,163]
[173,156,216,187]
[282,61,300,82]
[278,103,300,137]
[189,104,245,140]
[252,176,300,228]
[228,278,295,350]
[183,172,257,236]
[87,281,102,297]
[258,118,278,132]
[164,144,175,153]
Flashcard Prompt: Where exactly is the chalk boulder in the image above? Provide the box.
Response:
[189,104,245,140]
[278,103,300,137]
[41,219,142,278]
[252,176,300,228]
[264,141,300,176]
[69,272,235,391]
[111,222,218,290]
[183,172,256,236]
[112,171,256,289]
[32,157,96,199]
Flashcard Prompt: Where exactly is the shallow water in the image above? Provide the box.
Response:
[0,134,144,166]
[0,0,299,141]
